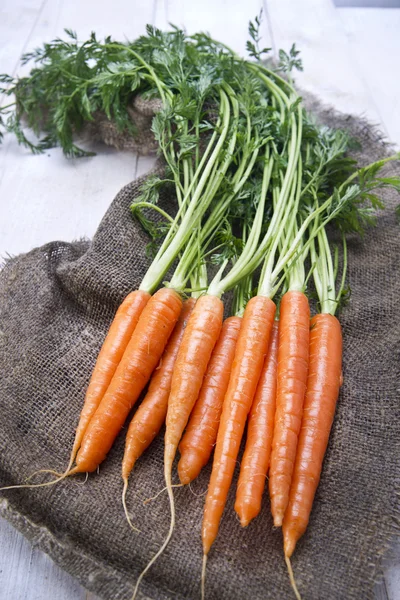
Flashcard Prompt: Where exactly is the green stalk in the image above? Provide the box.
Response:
[140,89,237,293]
[207,145,273,297]
[310,225,346,316]
[213,102,303,297]
[170,139,260,292]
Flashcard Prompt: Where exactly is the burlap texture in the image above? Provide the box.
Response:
[85,95,162,154]
[0,94,399,600]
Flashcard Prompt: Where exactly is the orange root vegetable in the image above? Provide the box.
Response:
[121,298,196,482]
[75,287,182,473]
[234,320,279,526]
[178,315,242,485]
[0,289,152,492]
[283,313,342,558]
[202,295,276,555]
[269,291,310,527]
[164,294,225,475]
[131,294,224,598]
[70,290,150,465]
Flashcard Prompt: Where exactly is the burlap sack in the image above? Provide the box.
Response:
[84,95,162,155]
[0,93,399,600]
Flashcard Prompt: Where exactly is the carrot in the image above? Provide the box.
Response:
[202,295,276,556]
[164,294,224,473]
[132,293,223,598]
[74,287,182,473]
[0,289,153,491]
[234,320,279,527]
[177,315,242,485]
[269,290,310,527]
[283,313,342,558]
[122,297,196,482]
[71,290,150,466]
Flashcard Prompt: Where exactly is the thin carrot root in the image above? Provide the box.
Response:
[285,555,302,600]
[201,553,207,600]
[188,482,208,498]
[24,468,64,482]
[0,466,79,492]
[23,453,76,484]
[131,461,176,600]
[75,472,89,486]
[143,483,183,505]
[122,479,141,534]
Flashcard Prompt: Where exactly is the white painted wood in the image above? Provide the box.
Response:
[265,0,386,135]
[0,0,45,76]
[0,517,87,600]
[155,0,266,56]
[0,0,159,259]
[337,7,400,147]
[28,0,158,49]
[386,544,400,600]
[0,138,139,259]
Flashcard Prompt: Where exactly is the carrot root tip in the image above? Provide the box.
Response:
[142,483,183,506]
[132,463,176,599]
[283,535,296,559]
[177,449,203,485]
[24,468,64,482]
[0,466,77,492]
[234,499,260,528]
[122,479,141,534]
[201,554,208,600]
[285,555,302,600]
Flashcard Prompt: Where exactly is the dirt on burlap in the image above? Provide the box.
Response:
[0,92,399,600]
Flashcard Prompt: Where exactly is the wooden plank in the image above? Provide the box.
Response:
[264,0,386,132]
[155,0,268,56]
[338,7,400,147]
[385,545,400,600]
[0,0,45,76]
[0,140,139,259]
[0,517,87,600]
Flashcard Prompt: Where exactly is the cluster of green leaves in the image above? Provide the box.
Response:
[0,30,147,156]
[1,15,398,302]
[0,25,226,157]
[246,11,271,61]
[330,159,400,235]
[0,12,300,158]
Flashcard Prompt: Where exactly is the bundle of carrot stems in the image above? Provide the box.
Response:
[1,18,399,600]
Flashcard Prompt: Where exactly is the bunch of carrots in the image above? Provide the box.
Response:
[1,16,399,600]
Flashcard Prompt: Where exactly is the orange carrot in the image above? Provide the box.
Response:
[131,294,224,596]
[74,287,182,473]
[70,290,150,465]
[283,313,342,558]
[121,298,196,482]
[164,294,224,478]
[269,290,310,527]
[234,320,279,526]
[178,315,242,485]
[202,295,276,556]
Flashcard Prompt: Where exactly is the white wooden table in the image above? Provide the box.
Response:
[1,1,399,598]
